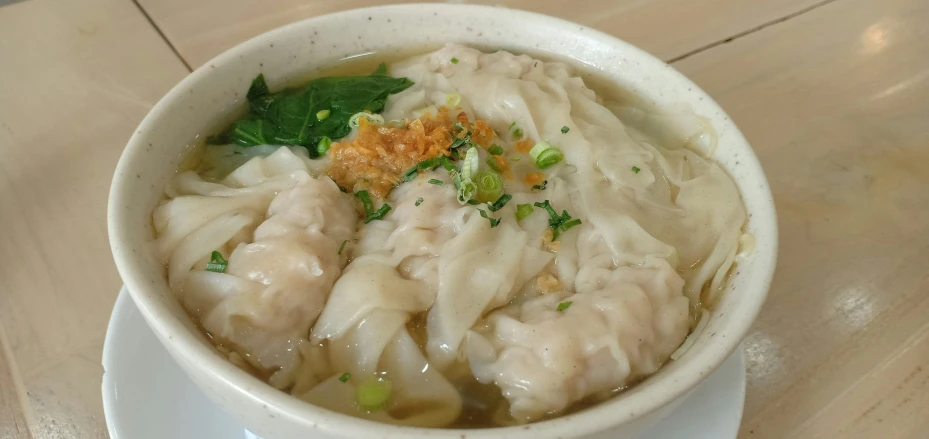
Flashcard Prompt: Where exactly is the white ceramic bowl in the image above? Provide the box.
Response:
[108,4,777,439]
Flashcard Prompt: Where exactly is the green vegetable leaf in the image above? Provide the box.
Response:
[221,64,413,157]
[246,74,269,101]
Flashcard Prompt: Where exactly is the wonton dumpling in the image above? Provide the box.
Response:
[308,176,464,427]
[465,257,689,422]
[388,44,745,305]
[154,147,356,387]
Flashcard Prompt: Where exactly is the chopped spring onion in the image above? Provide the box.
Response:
[478,209,501,228]
[511,156,521,161]
[316,109,331,120]
[355,190,392,223]
[485,157,502,173]
[670,309,710,361]
[532,180,548,191]
[206,251,228,273]
[338,240,347,255]
[474,171,504,203]
[415,197,424,206]
[402,156,455,182]
[462,147,479,180]
[556,301,573,312]
[355,377,392,411]
[512,127,524,139]
[317,136,333,155]
[529,141,564,169]
[453,122,464,132]
[509,121,516,129]
[487,193,512,212]
[349,112,385,128]
[339,372,351,383]
[451,57,459,64]
[428,179,444,185]
[451,147,479,205]
[561,126,570,133]
[488,144,504,155]
[446,92,461,106]
[386,119,407,128]
[533,200,581,239]
[632,166,641,174]
[515,204,534,221]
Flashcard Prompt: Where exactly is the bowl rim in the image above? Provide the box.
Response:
[108,4,778,438]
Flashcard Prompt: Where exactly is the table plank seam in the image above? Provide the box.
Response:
[666,0,843,64]
[130,0,193,72]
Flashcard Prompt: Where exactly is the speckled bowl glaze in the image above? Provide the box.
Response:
[108,4,777,439]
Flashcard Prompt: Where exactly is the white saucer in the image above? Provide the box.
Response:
[102,287,745,439]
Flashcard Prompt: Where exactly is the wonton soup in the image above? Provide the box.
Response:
[151,44,747,428]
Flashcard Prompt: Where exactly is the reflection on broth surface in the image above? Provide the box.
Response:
[154,44,746,428]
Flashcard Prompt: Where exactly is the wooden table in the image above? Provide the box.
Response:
[1,0,926,438]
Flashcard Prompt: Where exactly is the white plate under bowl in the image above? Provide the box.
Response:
[102,288,746,439]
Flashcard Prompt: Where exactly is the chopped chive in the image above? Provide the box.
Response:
[415,197,424,206]
[355,190,375,215]
[533,200,580,239]
[632,166,641,174]
[561,126,570,133]
[487,193,512,212]
[317,136,333,155]
[556,301,573,311]
[402,157,456,182]
[365,204,392,223]
[338,240,348,255]
[515,204,534,221]
[339,372,351,383]
[555,218,582,239]
[488,144,505,155]
[532,180,548,191]
[356,190,392,223]
[451,57,459,64]
[316,109,331,120]
[485,156,502,173]
[206,251,228,273]
[428,179,444,185]
[478,209,501,228]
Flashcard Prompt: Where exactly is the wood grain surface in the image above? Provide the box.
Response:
[0,0,926,438]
